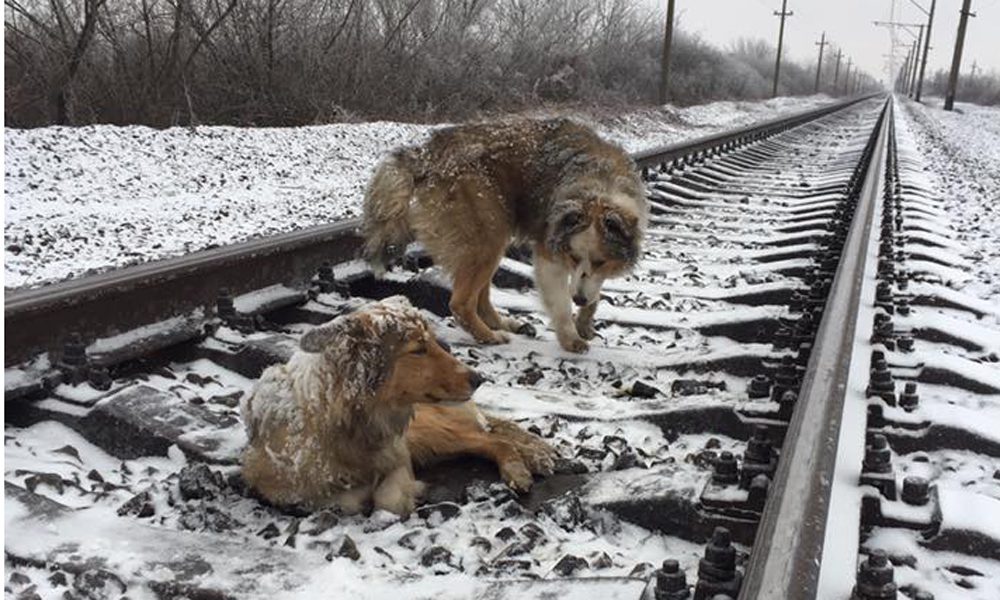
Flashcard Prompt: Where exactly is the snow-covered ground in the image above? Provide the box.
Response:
[4,95,832,290]
[897,98,1000,306]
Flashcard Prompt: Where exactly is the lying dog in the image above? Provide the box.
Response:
[362,118,647,353]
[241,296,555,516]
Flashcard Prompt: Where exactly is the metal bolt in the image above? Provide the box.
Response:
[694,527,741,600]
[863,434,892,474]
[899,382,919,411]
[744,426,773,465]
[897,336,914,352]
[901,476,930,506]
[216,288,236,320]
[89,365,112,391]
[796,342,812,366]
[655,559,691,600]
[866,359,895,402]
[896,299,911,316]
[876,282,893,303]
[712,452,739,485]
[61,332,87,367]
[747,474,770,511]
[852,549,897,600]
[772,327,792,350]
[778,390,798,421]
[747,375,771,399]
[316,261,338,293]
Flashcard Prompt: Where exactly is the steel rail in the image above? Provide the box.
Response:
[4,95,877,367]
[738,98,892,600]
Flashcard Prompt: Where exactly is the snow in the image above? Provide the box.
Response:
[5,95,834,289]
[896,99,1000,308]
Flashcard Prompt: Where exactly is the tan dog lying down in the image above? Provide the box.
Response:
[241,296,555,516]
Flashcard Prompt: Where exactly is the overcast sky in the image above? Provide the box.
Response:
[653,0,1000,87]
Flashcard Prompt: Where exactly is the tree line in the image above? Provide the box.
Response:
[6,0,880,128]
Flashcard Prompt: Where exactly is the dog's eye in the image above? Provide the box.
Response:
[410,344,428,355]
[603,215,626,237]
[570,254,582,265]
[592,259,606,269]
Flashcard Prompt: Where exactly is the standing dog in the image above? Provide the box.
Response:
[362,118,647,353]
[241,296,555,516]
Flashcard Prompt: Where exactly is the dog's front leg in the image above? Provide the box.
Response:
[575,300,599,340]
[535,251,588,353]
[373,464,420,516]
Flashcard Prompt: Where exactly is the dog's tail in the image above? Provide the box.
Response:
[362,150,418,276]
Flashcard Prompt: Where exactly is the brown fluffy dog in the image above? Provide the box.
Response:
[241,296,555,516]
[362,118,647,353]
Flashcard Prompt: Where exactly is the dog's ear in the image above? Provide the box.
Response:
[602,210,639,264]
[301,306,413,422]
[546,205,590,253]
[300,314,355,353]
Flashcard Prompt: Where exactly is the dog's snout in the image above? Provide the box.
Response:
[572,294,588,307]
[468,370,486,391]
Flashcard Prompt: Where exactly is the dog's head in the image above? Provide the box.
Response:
[299,296,483,428]
[545,180,646,306]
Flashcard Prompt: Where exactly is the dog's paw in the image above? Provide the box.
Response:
[520,441,557,476]
[507,318,537,338]
[558,333,589,353]
[575,316,596,340]
[477,329,510,345]
[500,460,535,493]
[374,491,417,517]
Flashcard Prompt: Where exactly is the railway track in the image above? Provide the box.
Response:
[5,95,999,600]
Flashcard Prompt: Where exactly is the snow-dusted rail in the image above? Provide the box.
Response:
[13,95,997,600]
[740,97,892,600]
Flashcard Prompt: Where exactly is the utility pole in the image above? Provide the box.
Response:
[772,0,793,97]
[909,26,924,97]
[908,39,919,96]
[843,57,852,95]
[971,60,979,77]
[944,0,975,110]
[832,49,843,94]
[814,32,828,93]
[658,0,675,105]
[900,49,912,93]
[916,0,936,102]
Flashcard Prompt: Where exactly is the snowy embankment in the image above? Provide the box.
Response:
[897,98,1000,307]
[4,95,831,290]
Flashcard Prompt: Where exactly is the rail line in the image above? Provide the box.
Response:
[6,95,998,600]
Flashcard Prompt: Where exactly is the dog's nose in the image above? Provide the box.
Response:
[436,337,452,353]
[468,370,486,391]
[572,294,588,307]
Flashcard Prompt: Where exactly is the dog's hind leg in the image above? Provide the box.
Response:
[476,267,529,335]
[451,259,510,345]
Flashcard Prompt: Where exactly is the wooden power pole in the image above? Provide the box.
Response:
[944,0,975,110]
[772,0,793,97]
[916,0,936,101]
[658,0,676,105]
[814,32,828,93]
[832,48,843,94]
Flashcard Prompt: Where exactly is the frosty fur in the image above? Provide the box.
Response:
[241,296,556,516]
[361,118,647,353]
